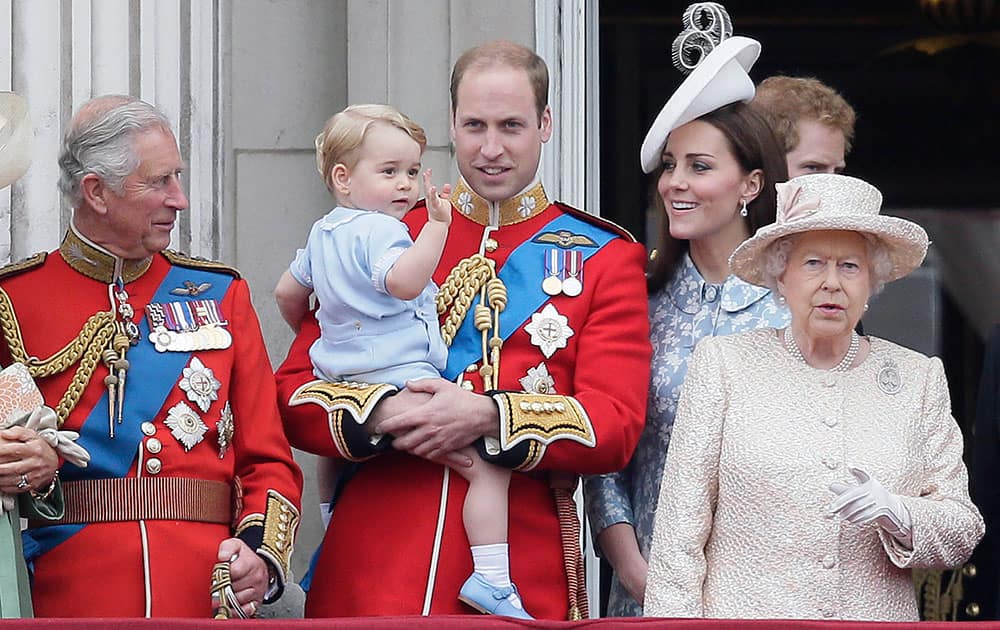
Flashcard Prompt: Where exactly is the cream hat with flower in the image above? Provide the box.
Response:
[0,92,31,189]
[729,173,929,286]
[640,3,760,174]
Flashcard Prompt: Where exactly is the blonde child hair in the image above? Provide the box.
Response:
[314,104,428,194]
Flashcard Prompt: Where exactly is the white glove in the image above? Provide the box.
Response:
[23,405,91,469]
[828,466,912,548]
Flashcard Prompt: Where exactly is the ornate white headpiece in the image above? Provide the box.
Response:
[671,3,733,75]
[639,3,760,173]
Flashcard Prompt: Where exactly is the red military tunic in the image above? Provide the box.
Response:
[0,228,302,617]
[277,181,650,619]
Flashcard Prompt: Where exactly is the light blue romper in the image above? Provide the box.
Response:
[289,207,447,388]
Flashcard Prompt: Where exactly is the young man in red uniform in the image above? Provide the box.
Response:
[276,40,651,619]
[0,95,302,618]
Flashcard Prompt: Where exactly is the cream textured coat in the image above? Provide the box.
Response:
[645,329,984,621]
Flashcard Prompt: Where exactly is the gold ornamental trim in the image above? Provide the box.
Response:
[450,179,550,227]
[60,228,152,283]
[162,249,241,279]
[520,440,544,472]
[289,379,397,461]
[234,513,264,537]
[0,252,46,281]
[258,490,299,584]
[492,392,596,454]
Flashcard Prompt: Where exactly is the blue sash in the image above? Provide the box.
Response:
[22,265,233,562]
[443,213,616,380]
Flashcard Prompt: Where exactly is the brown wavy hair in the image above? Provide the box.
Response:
[646,102,788,293]
[752,76,856,154]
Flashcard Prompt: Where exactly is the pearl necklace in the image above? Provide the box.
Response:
[783,328,859,373]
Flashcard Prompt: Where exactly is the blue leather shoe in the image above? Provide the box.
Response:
[458,572,534,620]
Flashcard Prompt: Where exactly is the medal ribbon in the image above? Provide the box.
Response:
[545,249,563,280]
[22,265,234,562]
[565,250,583,283]
[443,212,615,380]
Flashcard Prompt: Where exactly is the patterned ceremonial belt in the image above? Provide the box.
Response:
[29,477,232,526]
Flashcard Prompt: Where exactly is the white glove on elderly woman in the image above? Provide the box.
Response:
[828,466,913,548]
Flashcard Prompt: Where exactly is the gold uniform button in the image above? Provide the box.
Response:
[141,422,156,436]
[146,438,162,454]
[485,238,498,252]
[146,458,162,475]
[966,603,981,617]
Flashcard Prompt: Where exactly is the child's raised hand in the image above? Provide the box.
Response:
[423,169,452,225]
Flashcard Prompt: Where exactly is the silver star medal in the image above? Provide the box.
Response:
[876,357,902,395]
[178,356,222,412]
[164,401,210,451]
[524,304,574,359]
[216,401,234,459]
[519,362,557,394]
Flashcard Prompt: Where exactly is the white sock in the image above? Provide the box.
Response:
[471,543,511,587]
[471,543,523,609]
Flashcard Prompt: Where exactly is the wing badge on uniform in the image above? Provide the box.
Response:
[171,280,213,296]
[531,230,598,249]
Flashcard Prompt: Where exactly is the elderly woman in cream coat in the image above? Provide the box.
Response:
[644,173,984,621]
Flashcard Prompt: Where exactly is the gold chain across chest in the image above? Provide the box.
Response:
[0,284,138,428]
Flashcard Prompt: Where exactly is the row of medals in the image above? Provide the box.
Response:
[145,300,233,352]
[542,249,584,297]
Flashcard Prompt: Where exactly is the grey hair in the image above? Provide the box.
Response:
[761,232,895,300]
[860,234,894,295]
[760,235,799,300]
[58,97,173,208]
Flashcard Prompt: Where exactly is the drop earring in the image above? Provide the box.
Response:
[778,294,786,305]
[740,199,748,217]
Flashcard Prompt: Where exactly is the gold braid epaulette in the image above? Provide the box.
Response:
[0,287,116,426]
[0,252,46,280]
[162,250,241,279]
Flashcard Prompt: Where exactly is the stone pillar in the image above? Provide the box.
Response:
[10,0,64,260]
[2,0,223,263]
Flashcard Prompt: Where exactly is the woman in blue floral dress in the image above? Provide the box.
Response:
[583,17,790,615]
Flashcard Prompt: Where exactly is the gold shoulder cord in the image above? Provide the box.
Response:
[0,287,116,426]
[435,253,507,390]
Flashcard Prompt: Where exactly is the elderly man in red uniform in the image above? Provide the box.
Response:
[0,95,302,618]
[277,40,650,619]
